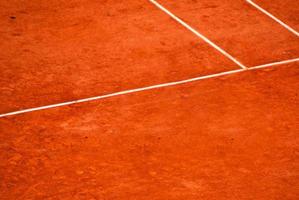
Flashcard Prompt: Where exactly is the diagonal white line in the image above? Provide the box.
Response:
[1,57,298,118]
[0,69,245,118]
[149,0,247,69]
[251,57,299,69]
[246,0,299,37]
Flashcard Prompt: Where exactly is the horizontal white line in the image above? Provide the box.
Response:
[246,0,299,37]
[1,57,298,118]
[149,0,247,69]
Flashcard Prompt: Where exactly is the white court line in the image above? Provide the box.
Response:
[1,58,298,118]
[246,0,299,37]
[0,69,244,118]
[251,57,299,69]
[149,0,247,69]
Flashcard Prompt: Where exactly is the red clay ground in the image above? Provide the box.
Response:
[0,0,239,113]
[254,0,299,31]
[0,64,299,200]
[1,0,299,200]
[159,0,299,66]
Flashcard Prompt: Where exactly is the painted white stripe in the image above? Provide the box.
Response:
[1,57,298,118]
[0,69,245,118]
[251,57,299,69]
[149,0,247,69]
[246,0,299,37]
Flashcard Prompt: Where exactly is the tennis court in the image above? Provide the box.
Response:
[0,0,298,199]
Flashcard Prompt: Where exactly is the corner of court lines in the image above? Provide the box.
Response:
[148,0,299,70]
[148,0,248,70]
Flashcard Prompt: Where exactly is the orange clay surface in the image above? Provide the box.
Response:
[1,0,299,199]
[159,0,299,66]
[0,0,239,113]
[1,64,299,200]
[254,0,299,31]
